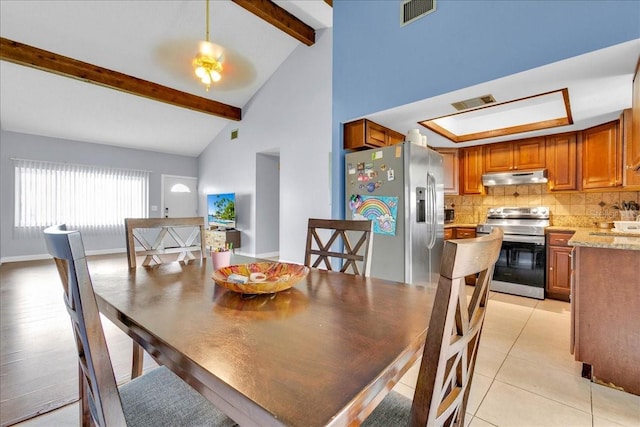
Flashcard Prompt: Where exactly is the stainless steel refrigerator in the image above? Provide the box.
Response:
[345,142,443,285]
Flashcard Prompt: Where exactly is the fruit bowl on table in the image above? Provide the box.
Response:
[212,262,310,294]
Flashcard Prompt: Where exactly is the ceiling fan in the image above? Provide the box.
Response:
[154,0,256,92]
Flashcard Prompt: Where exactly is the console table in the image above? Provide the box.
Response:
[205,229,241,251]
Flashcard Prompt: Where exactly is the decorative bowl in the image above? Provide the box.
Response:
[212,262,310,294]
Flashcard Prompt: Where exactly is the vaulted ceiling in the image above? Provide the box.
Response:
[0,0,332,156]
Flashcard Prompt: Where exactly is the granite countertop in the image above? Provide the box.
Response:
[567,228,640,251]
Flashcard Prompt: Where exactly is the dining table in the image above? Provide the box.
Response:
[91,255,437,427]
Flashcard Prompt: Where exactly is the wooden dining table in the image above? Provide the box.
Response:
[92,255,436,427]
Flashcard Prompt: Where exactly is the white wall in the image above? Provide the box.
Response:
[255,153,280,256]
[198,29,332,263]
[0,130,198,261]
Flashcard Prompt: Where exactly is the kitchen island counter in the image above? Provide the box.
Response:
[568,229,640,251]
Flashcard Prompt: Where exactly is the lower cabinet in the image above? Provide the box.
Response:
[205,229,241,250]
[546,231,575,301]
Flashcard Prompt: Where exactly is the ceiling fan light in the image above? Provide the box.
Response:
[210,70,221,82]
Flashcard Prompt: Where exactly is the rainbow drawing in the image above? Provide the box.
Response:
[351,195,398,235]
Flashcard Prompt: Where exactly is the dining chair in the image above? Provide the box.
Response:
[304,218,374,277]
[124,217,207,378]
[362,228,503,427]
[44,224,237,427]
[124,217,207,269]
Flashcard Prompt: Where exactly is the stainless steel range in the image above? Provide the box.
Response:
[476,207,550,299]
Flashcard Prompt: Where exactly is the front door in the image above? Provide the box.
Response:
[162,175,198,218]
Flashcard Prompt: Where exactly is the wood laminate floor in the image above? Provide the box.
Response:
[0,254,156,427]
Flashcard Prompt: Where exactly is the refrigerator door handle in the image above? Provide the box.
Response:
[427,173,437,250]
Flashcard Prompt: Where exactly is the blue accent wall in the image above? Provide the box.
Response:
[332,0,640,219]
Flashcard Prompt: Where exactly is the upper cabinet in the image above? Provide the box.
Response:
[582,121,621,190]
[546,132,578,191]
[344,119,405,150]
[435,148,459,195]
[622,108,640,188]
[459,146,484,195]
[626,57,640,186]
[483,137,546,172]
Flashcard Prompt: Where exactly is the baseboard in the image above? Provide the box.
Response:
[1,248,127,264]
[255,251,280,259]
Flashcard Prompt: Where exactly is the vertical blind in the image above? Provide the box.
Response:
[14,159,149,237]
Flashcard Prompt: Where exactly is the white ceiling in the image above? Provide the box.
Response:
[1,2,638,156]
[367,39,640,148]
[0,0,332,157]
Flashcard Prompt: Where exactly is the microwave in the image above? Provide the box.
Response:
[444,209,455,223]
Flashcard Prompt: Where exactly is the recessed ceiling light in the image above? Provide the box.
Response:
[419,88,573,143]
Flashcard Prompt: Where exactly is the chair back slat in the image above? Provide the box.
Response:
[44,225,127,427]
[411,228,503,427]
[304,218,373,277]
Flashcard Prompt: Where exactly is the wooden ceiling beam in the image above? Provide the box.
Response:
[232,0,316,46]
[0,37,241,121]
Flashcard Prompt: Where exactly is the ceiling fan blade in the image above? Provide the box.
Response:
[154,38,256,91]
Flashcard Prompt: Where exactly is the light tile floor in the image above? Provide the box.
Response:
[14,291,640,427]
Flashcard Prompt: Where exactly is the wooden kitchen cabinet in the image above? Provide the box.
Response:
[546,231,575,301]
[444,227,454,240]
[454,227,476,239]
[459,145,484,195]
[629,57,640,182]
[582,120,621,189]
[546,132,578,191]
[622,108,640,188]
[572,246,640,395]
[343,119,405,150]
[205,229,241,251]
[435,148,459,195]
[484,137,546,172]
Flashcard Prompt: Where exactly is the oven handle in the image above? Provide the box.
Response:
[476,232,545,245]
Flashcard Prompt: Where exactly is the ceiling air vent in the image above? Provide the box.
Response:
[401,0,436,26]
[451,94,496,111]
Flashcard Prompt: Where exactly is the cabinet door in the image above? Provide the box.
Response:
[444,228,454,240]
[366,121,388,147]
[460,146,484,195]
[631,58,640,174]
[484,142,513,172]
[622,108,640,188]
[582,121,621,189]
[514,137,546,170]
[436,148,459,195]
[388,129,405,146]
[546,133,577,191]
[548,246,572,301]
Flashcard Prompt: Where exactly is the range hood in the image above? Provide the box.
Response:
[482,169,548,186]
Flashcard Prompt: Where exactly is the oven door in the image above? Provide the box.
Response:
[480,233,546,299]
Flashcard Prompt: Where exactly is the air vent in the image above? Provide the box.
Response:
[230,129,239,140]
[451,94,496,111]
[401,0,436,26]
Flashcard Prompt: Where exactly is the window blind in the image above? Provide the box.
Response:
[14,159,149,237]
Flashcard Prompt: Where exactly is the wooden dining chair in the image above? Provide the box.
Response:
[125,217,207,379]
[124,217,207,269]
[304,218,374,277]
[362,228,503,427]
[44,225,237,427]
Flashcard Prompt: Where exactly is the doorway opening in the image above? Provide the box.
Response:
[256,152,280,259]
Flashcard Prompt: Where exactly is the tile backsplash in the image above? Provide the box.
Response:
[445,185,640,227]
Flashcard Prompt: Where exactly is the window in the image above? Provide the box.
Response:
[14,159,149,236]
